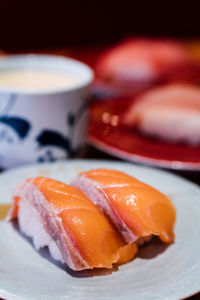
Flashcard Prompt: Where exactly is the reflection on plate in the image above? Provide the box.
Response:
[89,99,200,170]
[0,160,200,300]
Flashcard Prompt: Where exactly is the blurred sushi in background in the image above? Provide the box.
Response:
[122,83,200,145]
[93,38,200,97]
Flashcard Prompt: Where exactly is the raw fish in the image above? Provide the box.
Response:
[7,177,136,270]
[72,169,176,244]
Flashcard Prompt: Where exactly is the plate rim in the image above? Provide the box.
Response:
[88,135,200,171]
[1,158,200,190]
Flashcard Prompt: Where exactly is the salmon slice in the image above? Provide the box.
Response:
[123,84,200,145]
[72,169,176,244]
[7,177,137,271]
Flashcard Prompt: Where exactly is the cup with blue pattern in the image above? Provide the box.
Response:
[0,54,93,168]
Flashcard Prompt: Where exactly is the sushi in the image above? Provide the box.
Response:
[123,84,200,145]
[72,169,176,244]
[95,38,200,87]
[7,170,176,271]
[7,177,136,271]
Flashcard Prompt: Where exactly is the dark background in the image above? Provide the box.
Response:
[0,1,200,52]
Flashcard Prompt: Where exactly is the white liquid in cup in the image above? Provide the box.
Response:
[0,69,78,92]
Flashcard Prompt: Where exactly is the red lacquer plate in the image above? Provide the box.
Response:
[89,98,200,170]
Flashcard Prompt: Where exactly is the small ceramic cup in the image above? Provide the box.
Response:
[0,54,93,168]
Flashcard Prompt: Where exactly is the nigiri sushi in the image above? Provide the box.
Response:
[72,169,176,244]
[123,84,200,145]
[95,38,200,87]
[7,177,136,271]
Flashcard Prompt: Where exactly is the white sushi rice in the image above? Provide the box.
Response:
[18,198,64,263]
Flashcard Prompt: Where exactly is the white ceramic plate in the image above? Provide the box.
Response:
[0,160,200,300]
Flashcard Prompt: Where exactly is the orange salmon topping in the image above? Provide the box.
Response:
[81,169,176,243]
[9,177,136,268]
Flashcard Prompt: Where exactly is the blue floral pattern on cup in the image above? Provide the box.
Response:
[35,98,90,162]
[0,95,31,144]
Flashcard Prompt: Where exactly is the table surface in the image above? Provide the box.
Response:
[0,45,200,299]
